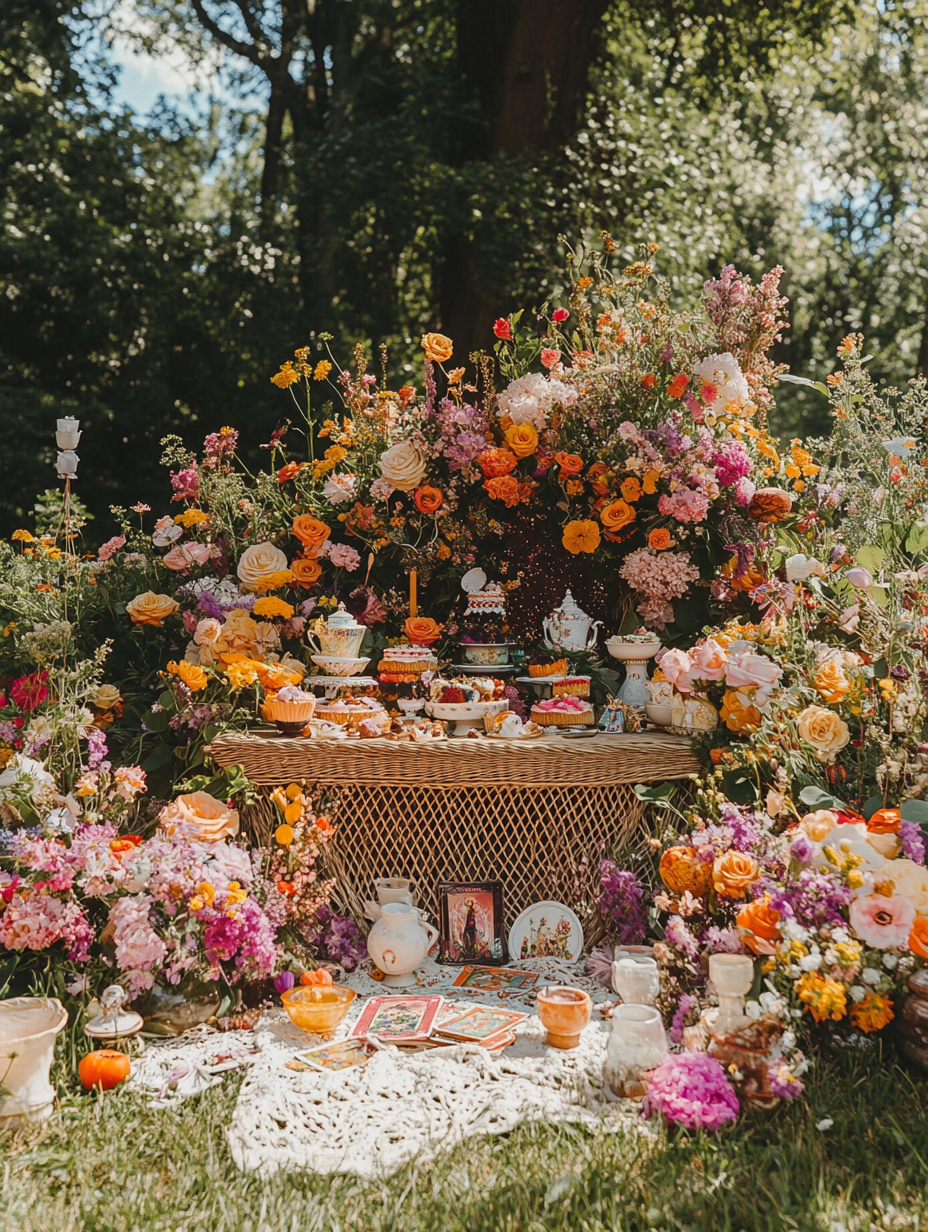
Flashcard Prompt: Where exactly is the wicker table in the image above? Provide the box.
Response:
[209,730,700,932]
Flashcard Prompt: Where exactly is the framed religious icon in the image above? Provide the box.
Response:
[436,881,508,965]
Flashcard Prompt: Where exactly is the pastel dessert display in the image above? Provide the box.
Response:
[531,696,595,727]
[315,695,390,733]
[383,719,447,742]
[463,572,507,616]
[378,644,438,684]
[552,676,591,699]
[261,684,317,734]
[527,650,568,678]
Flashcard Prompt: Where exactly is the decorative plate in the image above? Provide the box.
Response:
[508,900,584,964]
[460,567,488,594]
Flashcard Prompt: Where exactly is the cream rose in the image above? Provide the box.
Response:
[92,684,122,710]
[236,542,288,592]
[800,810,840,842]
[125,592,180,626]
[193,618,223,648]
[796,705,850,763]
[882,859,928,917]
[220,609,260,653]
[159,791,239,843]
[378,440,429,492]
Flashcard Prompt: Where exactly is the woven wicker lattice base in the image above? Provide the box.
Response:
[209,730,700,934]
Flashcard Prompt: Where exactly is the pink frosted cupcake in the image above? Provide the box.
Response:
[531,696,594,727]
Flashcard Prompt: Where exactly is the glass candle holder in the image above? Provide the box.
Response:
[603,1003,668,1099]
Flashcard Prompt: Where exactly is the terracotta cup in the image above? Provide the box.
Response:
[536,986,592,1050]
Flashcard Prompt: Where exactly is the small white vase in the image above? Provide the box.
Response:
[0,997,68,1124]
[709,953,754,1034]
[366,903,439,986]
[604,1004,668,1099]
[611,957,659,1006]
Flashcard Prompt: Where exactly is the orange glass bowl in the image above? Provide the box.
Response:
[280,984,355,1038]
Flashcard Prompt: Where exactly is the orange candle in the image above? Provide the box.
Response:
[410,569,418,617]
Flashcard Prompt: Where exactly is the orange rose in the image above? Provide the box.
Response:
[620,477,641,502]
[642,469,660,495]
[600,499,636,533]
[713,850,760,898]
[505,422,539,459]
[291,555,323,586]
[562,519,601,555]
[553,452,584,477]
[814,661,851,704]
[479,448,518,478]
[867,807,901,835]
[648,528,671,550]
[587,462,611,495]
[421,332,454,363]
[659,846,713,897]
[405,616,442,645]
[292,515,331,550]
[748,487,793,524]
[414,486,443,514]
[736,896,781,955]
[909,918,928,959]
[485,475,521,506]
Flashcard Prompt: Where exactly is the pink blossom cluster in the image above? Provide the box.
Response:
[619,548,701,630]
[0,886,93,961]
[660,637,783,704]
[642,1052,739,1131]
[111,893,169,996]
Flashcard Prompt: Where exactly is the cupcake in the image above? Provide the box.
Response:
[531,697,594,727]
[261,685,316,732]
[527,650,568,678]
[317,696,388,732]
[552,676,591,698]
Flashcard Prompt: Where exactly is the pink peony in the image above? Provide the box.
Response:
[849,894,915,949]
[163,542,211,571]
[97,535,126,562]
[642,1052,739,1131]
[327,542,361,571]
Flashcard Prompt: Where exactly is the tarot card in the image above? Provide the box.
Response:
[294,1036,382,1073]
[451,965,540,995]
[437,881,507,965]
[432,1003,527,1044]
[350,995,444,1042]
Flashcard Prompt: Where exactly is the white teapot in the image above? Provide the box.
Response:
[306,603,366,658]
[543,590,602,652]
[366,903,439,986]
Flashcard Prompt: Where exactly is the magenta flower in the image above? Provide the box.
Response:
[642,1052,739,1131]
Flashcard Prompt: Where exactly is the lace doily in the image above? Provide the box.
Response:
[131,958,637,1178]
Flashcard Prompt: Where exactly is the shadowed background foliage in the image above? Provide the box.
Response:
[4,0,928,538]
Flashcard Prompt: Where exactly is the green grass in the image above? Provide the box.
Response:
[1,1047,927,1232]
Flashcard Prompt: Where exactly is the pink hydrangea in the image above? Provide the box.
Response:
[97,535,126,562]
[326,542,361,571]
[659,487,710,523]
[642,1052,739,1131]
[0,889,93,961]
[111,894,168,997]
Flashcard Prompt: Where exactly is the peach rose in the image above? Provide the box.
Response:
[421,332,453,363]
[713,850,761,898]
[800,809,840,842]
[163,542,211,571]
[292,515,331,550]
[220,609,260,652]
[685,637,729,684]
[405,616,442,645]
[237,542,289,592]
[125,592,179,627]
[658,647,694,692]
[505,422,539,459]
[723,651,782,702]
[159,791,239,843]
[379,440,429,491]
[797,704,850,763]
[291,555,323,587]
[193,618,223,648]
[736,896,782,955]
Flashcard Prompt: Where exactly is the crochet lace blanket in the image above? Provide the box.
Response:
[131,957,636,1178]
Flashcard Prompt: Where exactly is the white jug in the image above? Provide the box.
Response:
[0,997,68,1124]
[543,590,602,652]
[366,903,439,986]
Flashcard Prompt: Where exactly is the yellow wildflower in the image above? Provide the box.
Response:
[174,509,209,528]
[833,941,861,969]
[189,897,204,912]
[196,882,216,906]
[252,596,294,619]
[271,362,300,389]
[797,971,847,1023]
[11,529,35,542]
[314,360,333,381]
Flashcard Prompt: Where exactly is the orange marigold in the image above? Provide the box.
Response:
[849,993,894,1033]
[562,519,601,555]
[648,528,672,550]
[484,475,521,506]
[479,448,519,479]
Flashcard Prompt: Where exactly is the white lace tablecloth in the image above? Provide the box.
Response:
[130,957,638,1178]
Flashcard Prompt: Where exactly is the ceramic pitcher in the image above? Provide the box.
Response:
[306,603,366,658]
[366,903,439,986]
[542,590,602,652]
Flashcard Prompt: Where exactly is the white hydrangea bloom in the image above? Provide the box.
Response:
[694,351,750,409]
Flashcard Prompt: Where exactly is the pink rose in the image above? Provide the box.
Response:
[683,638,728,687]
[163,542,211,571]
[540,348,560,369]
[659,648,694,693]
[723,650,783,704]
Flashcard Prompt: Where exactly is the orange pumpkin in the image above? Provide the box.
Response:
[659,846,713,897]
[79,1049,131,1091]
[300,968,334,987]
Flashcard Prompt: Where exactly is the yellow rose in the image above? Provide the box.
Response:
[814,661,851,705]
[92,684,122,710]
[378,440,429,491]
[125,592,179,626]
[505,422,539,459]
[236,542,289,592]
[220,609,260,653]
[712,850,761,898]
[421,332,454,364]
[158,791,239,843]
[797,705,851,763]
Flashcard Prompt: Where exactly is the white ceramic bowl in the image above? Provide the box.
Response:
[604,637,661,663]
[310,654,371,677]
[644,703,673,728]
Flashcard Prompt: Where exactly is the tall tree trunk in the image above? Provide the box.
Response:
[439,0,609,356]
